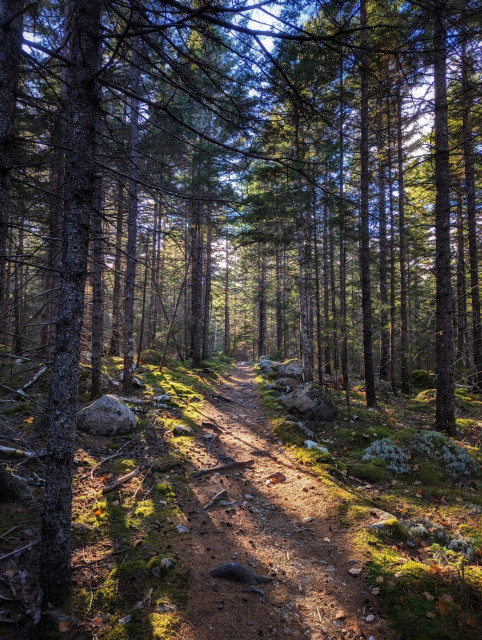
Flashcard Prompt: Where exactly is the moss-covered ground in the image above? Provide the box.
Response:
[256,367,482,640]
[0,353,232,640]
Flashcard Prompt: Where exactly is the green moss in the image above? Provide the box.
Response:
[414,462,444,486]
[273,420,305,446]
[110,458,137,474]
[152,483,175,500]
[3,401,31,415]
[348,460,390,484]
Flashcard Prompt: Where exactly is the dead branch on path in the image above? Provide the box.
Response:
[191,459,254,478]
[102,468,139,493]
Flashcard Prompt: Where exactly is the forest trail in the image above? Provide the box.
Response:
[175,364,392,640]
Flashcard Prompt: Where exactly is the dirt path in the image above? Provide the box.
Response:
[174,364,392,640]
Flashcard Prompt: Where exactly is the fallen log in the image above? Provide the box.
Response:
[0,445,47,459]
[191,459,254,478]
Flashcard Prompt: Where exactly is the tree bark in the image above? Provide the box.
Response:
[123,26,141,393]
[322,206,331,374]
[397,88,410,393]
[433,0,455,433]
[378,139,389,381]
[202,205,212,359]
[90,163,103,396]
[0,0,24,345]
[359,0,376,407]
[190,197,203,366]
[461,37,482,389]
[455,189,468,367]
[109,181,124,355]
[40,0,101,603]
[339,52,349,404]
[257,248,267,358]
[224,237,230,356]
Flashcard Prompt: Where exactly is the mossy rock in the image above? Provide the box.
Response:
[411,370,435,389]
[368,517,408,541]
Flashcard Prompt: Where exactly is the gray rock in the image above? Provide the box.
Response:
[274,377,299,391]
[304,440,329,453]
[278,360,303,381]
[280,383,337,421]
[259,358,280,372]
[173,424,194,436]
[447,538,475,561]
[77,394,137,436]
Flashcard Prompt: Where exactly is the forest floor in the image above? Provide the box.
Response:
[0,356,481,640]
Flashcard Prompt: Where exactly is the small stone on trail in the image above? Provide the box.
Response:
[365,614,375,622]
[245,494,254,500]
[335,610,347,620]
[371,587,380,595]
[176,525,189,534]
[266,471,286,485]
[348,568,362,577]
[304,517,314,523]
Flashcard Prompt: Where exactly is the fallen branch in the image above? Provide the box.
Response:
[71,547,132,570]
[201,421,224,433]
[90,416,157,478]
[211,393,233,403]
[191,459,254,478]
[0,538,40,562]
[0,445,47,459]
[20,366,48,392]
[203,489,228,510]
[0,384,45,408]
[102,468,139,494]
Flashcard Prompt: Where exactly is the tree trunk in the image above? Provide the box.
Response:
[322,206,331,374]
[339,52,349,404]
[378,140,389,381]
[202,205,212,359]
[90,164,103,396]
[313,210,323,383]
[0,0,24,345]
[455,189,468,367]
[359,0,376,407]
[258,249,267,358]
[461,37,482,389]
[275,249,283,358]
[386,95,397,393]
[123,28,140,393]
[397,88,410,393]
[433,1,455,434]
[40,0,101,603]
[109,181,124,355]
[224,237,230,356]
[297,217,314,382]
[190,198,203,366]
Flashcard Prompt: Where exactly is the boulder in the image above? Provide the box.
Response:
[280,383,337,421]
[77,394,137,436]
[259,359,280,373]
[278,360,303,381]
[274,377,299,391]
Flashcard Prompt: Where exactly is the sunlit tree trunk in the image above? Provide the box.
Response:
[258,248,267,358]
[202,205,212,359]
[40,0,101,603]
[123,26,140,393]
[109,182,124,355]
